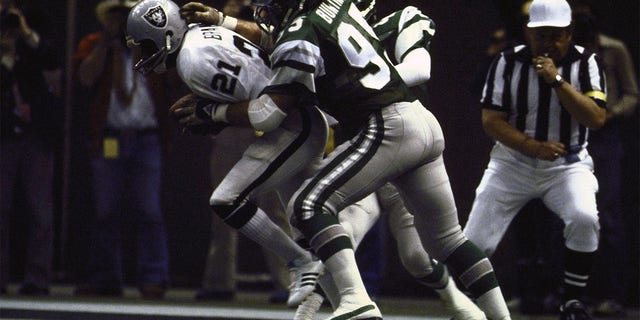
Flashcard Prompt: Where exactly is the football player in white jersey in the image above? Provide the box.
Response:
[126,0,327,307]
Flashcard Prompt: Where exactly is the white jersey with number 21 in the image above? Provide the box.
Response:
[177,25,272,103]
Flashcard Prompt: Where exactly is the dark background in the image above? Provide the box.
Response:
[8,0,639,304]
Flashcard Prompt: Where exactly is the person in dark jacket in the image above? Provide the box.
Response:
[72,0,175,300]
[0,1,62,296]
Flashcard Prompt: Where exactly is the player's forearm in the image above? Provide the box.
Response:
[221,94,292,132]
[180,2,272,49]
[224,101,251,127]
[233,20,273,49]
[214,15,272,50]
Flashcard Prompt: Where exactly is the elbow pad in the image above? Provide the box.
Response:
[395,49,431,87]
[248,95,287,132]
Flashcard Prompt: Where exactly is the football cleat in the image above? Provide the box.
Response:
[559,300,592,320]
[287,259,324,307]
[438,277,486,320]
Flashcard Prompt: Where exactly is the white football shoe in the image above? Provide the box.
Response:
[287,259,324,307]
[436,277,487,320]
[325,301,382,320]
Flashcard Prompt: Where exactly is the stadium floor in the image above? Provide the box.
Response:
[1,285,638,320]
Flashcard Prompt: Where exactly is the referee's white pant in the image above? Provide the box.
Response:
[464,143,600,254]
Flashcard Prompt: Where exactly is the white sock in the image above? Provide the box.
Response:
[435,277,458,302]
[324,249,371,306]
[476,287,511,320]
[238,208,311,264]
[318,270,340,309]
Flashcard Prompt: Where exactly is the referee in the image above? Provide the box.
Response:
[462,0,606,319]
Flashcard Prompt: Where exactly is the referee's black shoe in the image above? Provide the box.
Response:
[559,300,592,320]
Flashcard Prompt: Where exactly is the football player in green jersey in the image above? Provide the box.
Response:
[291,4,499,320]
[174,1,512,319]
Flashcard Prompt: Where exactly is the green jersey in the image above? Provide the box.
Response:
[262,0,414,133]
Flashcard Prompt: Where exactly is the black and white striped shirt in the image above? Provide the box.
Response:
[481,44,606,148]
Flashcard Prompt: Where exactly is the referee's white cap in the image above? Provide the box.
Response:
[527,0,572,28]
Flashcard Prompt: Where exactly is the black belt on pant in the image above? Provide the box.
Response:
[564,145,582,163]
[105,127,159,137]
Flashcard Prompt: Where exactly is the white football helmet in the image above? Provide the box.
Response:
[126,0,187,74]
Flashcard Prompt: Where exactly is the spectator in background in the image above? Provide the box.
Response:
[470,27,508,100]
[572,1,639,317]
[0,0,62,296]
[72,0,173,300]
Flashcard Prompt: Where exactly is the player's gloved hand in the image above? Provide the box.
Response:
[179,2,221,25]
[169,93,228,135]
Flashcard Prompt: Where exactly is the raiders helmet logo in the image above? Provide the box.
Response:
[143,6,167,28]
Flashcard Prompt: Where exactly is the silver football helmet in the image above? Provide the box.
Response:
[126,0,187,74]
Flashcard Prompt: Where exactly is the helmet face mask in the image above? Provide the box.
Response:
[128,37,169,74]
[252,0,302,35]
[126,0,187,74]
[354,0,376,23]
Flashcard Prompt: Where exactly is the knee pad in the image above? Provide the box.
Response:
[295,213,351,261]
[210,202,258,229]
[400,248,434,278]
[564,211,600,252]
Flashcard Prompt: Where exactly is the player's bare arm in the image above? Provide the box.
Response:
[179,2,266,47]
[482,109,567,161]
[170,93,297,133]
[533,55,606,129]
[179,2,220,25]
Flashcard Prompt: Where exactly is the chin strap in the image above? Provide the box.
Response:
[165,33,172,52]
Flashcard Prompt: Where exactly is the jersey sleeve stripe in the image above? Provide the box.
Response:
[394,8,434,63]
[271,40,323,72]
[269,66,317,95]
[273,59,316,73]
[269,39,324,93]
